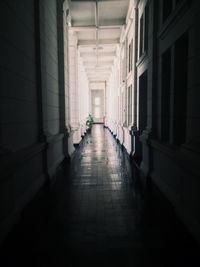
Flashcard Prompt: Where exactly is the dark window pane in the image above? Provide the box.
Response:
[162,0,173,22]
[173,32,188,145]
[161,48,171,142]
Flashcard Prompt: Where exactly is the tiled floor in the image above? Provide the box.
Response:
[42,125,146,266]
[1,125,199,266]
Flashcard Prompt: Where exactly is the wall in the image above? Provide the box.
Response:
[105,0,200,243]
[39,0,66,177]
[0,0,39,151]
[0,0,69,244]
[149,1,200,244]
[0,0,44,243]
[138,0,200,243]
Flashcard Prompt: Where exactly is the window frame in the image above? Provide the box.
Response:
[139,1,149,59]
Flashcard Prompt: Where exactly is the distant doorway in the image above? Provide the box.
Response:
[91,90,104,123]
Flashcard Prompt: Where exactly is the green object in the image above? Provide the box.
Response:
[86,114,94,129]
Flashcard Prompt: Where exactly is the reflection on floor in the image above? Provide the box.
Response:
[1,125,199,266]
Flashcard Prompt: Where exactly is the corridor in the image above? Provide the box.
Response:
[2,125,144,266]
[1,0,200,265]
[39,124,143,265]
[1,125,199,267]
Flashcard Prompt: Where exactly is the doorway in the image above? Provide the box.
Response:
[91,89,104,123]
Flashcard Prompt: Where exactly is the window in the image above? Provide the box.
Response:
[128,39,133,73]
[173,32,188,145]
[162,0,186,24]
[122,91,126,125]
[128,85,132,126]
[139,2,149,58]
[139,72,147,132]
[121,45,126,82]
[161,48,171,142]
[162,0,173,22]
[160,32,188,146]
[139,15,144,57]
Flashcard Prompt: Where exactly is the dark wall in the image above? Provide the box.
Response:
[0,0,38,151]
[0,0,67,244]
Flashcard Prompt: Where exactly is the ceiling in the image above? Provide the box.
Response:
[68,0,130,83]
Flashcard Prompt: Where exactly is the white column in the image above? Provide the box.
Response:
[78,54,90,136]
[68,31,81,144]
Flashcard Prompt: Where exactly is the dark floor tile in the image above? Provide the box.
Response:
[1,125,200,267]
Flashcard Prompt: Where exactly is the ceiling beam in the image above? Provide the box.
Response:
[83,61,113,66]
[78,38,119,46]
[82,58,114,63]
[85,67,112,71]
[87,72,110,75]
[88,78,109,81]
[89,80,109,83]
[87,71,110,74]
[87,76,110,80]
[72,20,125,28]
[71,0,126,2]
[70,25,122,32]
[87,74,110,78]
[70,26,96,32]
[80,51,116,57]
[86,68,111,71]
